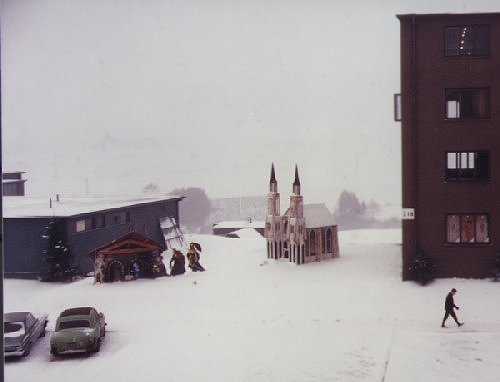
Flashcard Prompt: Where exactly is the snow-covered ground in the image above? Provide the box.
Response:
[4,229,500,382]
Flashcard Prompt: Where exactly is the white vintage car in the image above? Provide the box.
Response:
[4,312,48,357]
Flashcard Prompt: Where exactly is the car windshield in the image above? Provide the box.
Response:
[58,320,91,330]
[4,322,26,337]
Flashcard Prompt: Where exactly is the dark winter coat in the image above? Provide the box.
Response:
[170,253,185,276]
[445,292,457,312]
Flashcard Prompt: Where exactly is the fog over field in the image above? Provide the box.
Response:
[3,0,498,210]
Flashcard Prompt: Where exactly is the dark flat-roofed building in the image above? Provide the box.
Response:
[3,195,183,278]
[397,12,500,279]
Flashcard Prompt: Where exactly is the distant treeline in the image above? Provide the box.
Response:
[143,183,400,233]
[332,190,400,231]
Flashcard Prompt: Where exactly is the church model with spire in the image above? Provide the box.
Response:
[264,164,340,265]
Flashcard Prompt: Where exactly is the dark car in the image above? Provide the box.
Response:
[4,312,48,357]
[50,307,106,356]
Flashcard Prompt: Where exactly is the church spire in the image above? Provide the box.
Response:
[293,164,301,195]
[293,165,300,186]
[270,163,277,185]
[269,163,277,193]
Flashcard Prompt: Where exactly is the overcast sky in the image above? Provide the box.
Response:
[2,0,498,212]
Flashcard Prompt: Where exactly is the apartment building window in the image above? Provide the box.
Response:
[445,88,490,119]
[445,25,490,56]
[446,214,490,244]
[446,151,490,181]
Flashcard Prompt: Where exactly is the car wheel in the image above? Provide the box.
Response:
[94,338,101,353]
[23,345,31,357]
[50,347,59,356]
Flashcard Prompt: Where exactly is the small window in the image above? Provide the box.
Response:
[446,214,490,244]
[111,212,127,225]
[309,230,316,256]
[265,222,271,234]
[76,219,86,232]
[57,320,91,331]
[445,25,490,56]
[445,151,490,181]
[445,88,490,120]
[4,322,25,337]
[89,215,105,230]
[326,228,333,253]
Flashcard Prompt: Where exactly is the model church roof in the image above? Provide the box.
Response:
[283,203,335,228]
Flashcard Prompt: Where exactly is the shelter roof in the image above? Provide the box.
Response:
[88,231,163,257]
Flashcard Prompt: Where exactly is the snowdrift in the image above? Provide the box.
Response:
[4,229,500,382]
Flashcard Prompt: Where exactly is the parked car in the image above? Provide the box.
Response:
[50,307,106,356]
[4,312,48,357]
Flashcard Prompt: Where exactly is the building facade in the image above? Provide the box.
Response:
[264,164,339,264]
[3,196,183,278]
[398,13,500,279]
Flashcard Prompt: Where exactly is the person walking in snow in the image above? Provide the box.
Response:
[186,242,205,272]
[169,249,186,276]
[441,288,464,327]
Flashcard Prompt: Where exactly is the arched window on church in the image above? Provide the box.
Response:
[326,228,333,253]
[321,229,326,252]
[309,230,316,256]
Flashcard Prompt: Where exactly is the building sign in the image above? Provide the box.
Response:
[394,93,402,121]
[402,208,415,220]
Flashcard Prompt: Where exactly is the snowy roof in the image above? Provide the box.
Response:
[229,227,266,239]
[2,179,26,184]
[2,195,183,218]
[213,220,265,229]
[303,203,336,228]
[283,203,336,228]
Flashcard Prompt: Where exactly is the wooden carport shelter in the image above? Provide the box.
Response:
[89,231,167,283]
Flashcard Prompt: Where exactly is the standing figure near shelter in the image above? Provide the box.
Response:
[94,255,105,284]
[169,249,186,276]
[187,242,205,272]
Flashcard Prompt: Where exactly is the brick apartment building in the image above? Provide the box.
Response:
[397,13,500,279]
